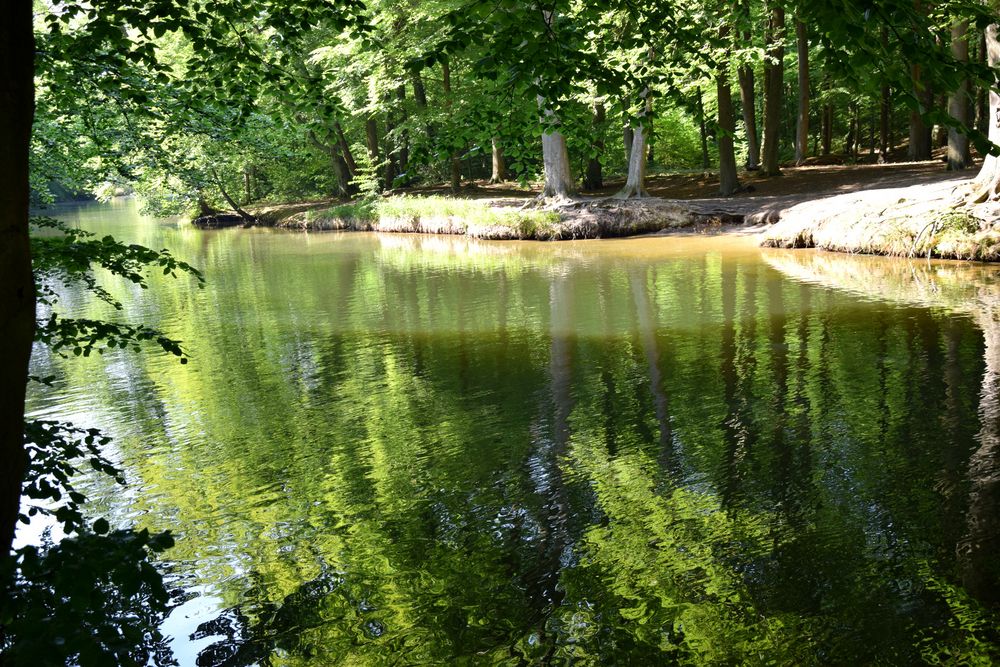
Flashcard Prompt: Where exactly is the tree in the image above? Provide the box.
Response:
[761,2,785,177]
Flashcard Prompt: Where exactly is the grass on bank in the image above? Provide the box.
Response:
[298,196,563,239]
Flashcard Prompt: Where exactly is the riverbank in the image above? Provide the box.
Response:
[193,162,1000,255]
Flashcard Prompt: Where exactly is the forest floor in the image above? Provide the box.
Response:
[240,158,1000,259]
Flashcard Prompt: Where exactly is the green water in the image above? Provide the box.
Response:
[27,199,1000,665]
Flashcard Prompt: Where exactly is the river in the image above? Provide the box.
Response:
[26,199,1000,664]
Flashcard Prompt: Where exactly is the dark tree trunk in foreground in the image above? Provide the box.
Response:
[969,24,1000,203]
[717,23,741,196]
[794,19,810,166]
[948,20,972,171]
[489,138,507,183]
[583,103,605,190]
[761,3,786,176]
[909,64,933,160]
[0,0,36,557]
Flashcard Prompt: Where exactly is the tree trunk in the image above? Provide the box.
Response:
[442,60,461,192]
[978,32,990,136]
[0,0,35,558]
[623,124,634,165]
[396,85,410,181]
[846,101,859,158]
[718,23,741,196]
[583,103,605,190]
[761,3,786,176]
[822,102,833,155]
[909,63,933,160]
[794,19,810,166]
[540,124,575,199]
[489,137,507,183]
[697,87,710,170]
[334,121,357,176]
[738,0,760,170]
[968,24,1000,203]
[880,84,891,162]
[210,168,255,222]
[948,20,972,171]
[616,95,652,199]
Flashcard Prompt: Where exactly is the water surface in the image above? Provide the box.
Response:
[28,200,1000,664]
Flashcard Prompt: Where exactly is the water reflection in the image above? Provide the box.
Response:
[25,201,1000,663]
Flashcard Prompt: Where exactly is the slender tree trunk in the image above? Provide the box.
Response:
[794,19,810,166]
[210,168,255,222]
[382,93,398,189]
[761,3,786,176]
[365,117,380,165]
[969,24,1000,203]
[623,124,634,165]
[880,84,891,162]
[584,102,605,190]
[978,33,990,136]
[442,60,461,191]
[846,101,859,158]
[0,0,35,558]
[738,0,760,170]
[718,23,741,196]
[948,20,972,170]
[822,102,833,155]
[909,63,933,160]
[489,138,507,183]
[334,121,357,176]
[697,87,710,170]
[396,85,410,180]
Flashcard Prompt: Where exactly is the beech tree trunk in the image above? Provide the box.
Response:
[794,19,810,166]
[969,24,1000,203]
[583,103,605,190]
[0,0,35,558]
[335,121,357,177]
[617,94,652,198]
[489,138,507,183]
[623,125,634,165]
[761,3,786,176]
[739,0,760,170]
[948,20,972,171]
[718,23,741,196]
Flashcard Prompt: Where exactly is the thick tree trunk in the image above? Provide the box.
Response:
[697,87,710,170]
[948,20,972,171]
[978,33,990,136]
[718,23,741,196]
[618,87,653,199]
[761,3,786,176]
[794,19,810,166]
[909,64,933,160]
[583,103,605,190]
[0,0,35,557]
[540,124,575,199]
[968,24,1000,204]
[738,0,760,170]
[489,138,507,183]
